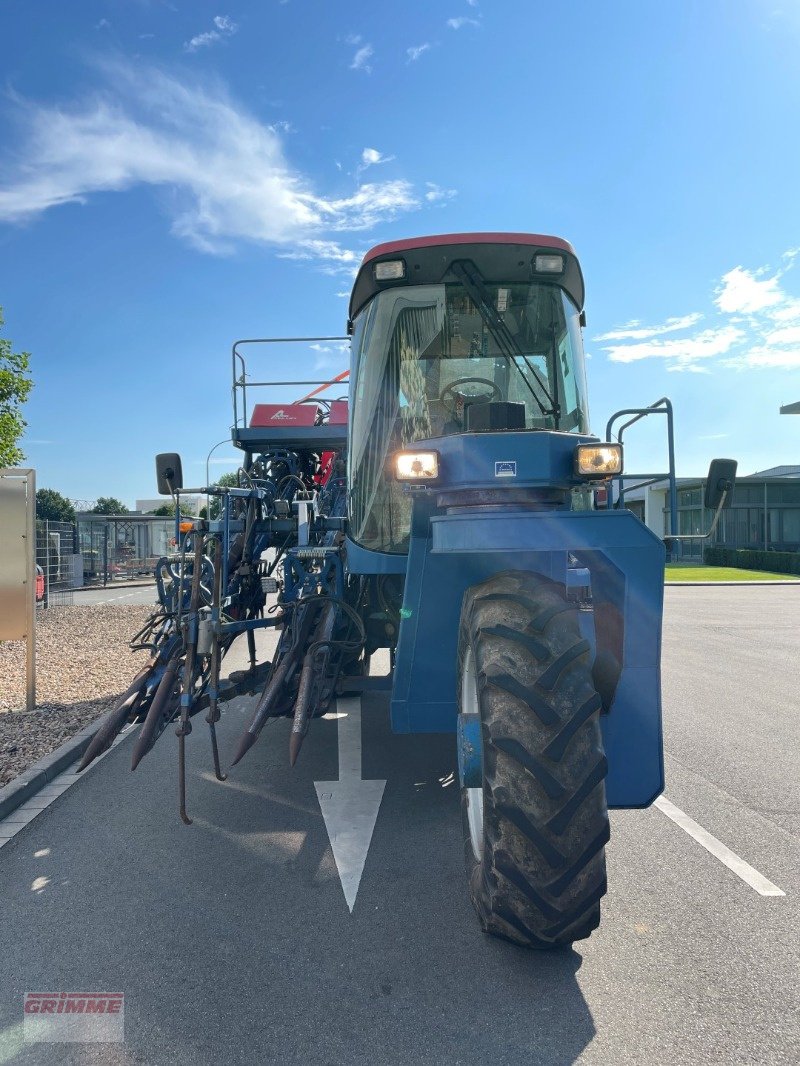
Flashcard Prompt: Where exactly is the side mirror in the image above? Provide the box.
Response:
[704,459,737,510]
[156,453,183,495]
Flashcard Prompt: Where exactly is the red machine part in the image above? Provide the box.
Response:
[249,404,318,428]
[327,400,348,425]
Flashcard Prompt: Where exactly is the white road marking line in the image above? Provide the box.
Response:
[654,795,786,897]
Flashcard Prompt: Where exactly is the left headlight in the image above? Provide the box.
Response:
[574,443,623,478]
[394,450,440,481]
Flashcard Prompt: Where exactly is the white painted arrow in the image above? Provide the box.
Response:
[314,697,386,912]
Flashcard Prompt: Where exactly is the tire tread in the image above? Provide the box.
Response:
[459,570,609,949]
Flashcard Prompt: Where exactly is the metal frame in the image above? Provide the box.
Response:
[231,337,350,431]
[0,467,35,710]
[606,397,678,555]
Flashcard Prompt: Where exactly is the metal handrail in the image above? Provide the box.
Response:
[606,397,677,544]
[231,336,350,430]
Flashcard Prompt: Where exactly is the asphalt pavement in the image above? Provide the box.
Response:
[0,586,798,1065]
[71,585,159,608]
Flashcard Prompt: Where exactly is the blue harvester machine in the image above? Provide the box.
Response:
[80,233,736,948]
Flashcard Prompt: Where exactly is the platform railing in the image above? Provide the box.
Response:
[231,337,350,431]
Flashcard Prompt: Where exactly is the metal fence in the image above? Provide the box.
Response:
[31,516,174,605]
[77,515,174,586]
[35,520,76,607]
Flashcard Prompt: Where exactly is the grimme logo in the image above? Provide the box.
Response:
[24,992,124,1043]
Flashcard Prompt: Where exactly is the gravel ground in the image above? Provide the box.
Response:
[0,605,151,787]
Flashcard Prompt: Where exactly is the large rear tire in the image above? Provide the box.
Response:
[458,570,609,948]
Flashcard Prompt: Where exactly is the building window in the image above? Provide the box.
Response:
[783,509,800,545]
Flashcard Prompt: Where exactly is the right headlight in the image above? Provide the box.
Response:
[574,443,623,478]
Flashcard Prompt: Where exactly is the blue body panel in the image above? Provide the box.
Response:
[344,537,408,575]
[370,431,666,809]
[415,428,598,490]
[390,506,664,807]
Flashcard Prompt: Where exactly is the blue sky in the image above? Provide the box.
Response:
[1,0,799,506]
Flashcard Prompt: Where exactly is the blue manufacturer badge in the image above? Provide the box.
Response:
[495,461,517,478]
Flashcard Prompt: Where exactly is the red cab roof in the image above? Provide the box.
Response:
[359,232,577,267]
[349,232,584,321]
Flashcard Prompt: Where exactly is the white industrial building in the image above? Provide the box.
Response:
[622,466,800,558]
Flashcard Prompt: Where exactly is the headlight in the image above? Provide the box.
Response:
[574,443,623,478]
[395,450,439,481]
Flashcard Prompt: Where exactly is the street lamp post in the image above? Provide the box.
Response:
[205,437,236,517]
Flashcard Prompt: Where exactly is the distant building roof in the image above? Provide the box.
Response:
[748,465,800,478]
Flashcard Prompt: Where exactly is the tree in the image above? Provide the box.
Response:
[36,488,76,523]
[93,497,129,515]
[147,502,194,517]
[0,308,34,467]
[207,471,240,519]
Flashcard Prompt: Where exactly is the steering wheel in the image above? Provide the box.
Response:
[440,377,502,415]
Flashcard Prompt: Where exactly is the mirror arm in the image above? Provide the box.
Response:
[664,488,728,543]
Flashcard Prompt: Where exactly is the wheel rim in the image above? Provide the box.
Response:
[461,647,484,862]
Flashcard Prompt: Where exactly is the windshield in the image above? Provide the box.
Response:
[348,277,589,553]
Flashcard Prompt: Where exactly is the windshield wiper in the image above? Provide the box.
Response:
[450,260,561,426]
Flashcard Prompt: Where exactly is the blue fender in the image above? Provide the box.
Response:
[391,505,665,808]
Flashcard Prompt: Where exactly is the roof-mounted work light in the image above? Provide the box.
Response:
[374,259,406,281]
[534,253,564,274]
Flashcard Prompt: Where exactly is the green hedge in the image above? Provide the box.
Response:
[704,546,800,575]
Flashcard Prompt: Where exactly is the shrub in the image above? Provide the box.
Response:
[703,546,800,575]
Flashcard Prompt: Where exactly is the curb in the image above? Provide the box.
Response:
[666,580,800,586]
[0,716,107,821]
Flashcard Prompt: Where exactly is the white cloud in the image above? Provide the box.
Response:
[594,312,702,342]
[0,63,440,264]
[764,324,800,347]
[714,266,785,314]
[602,326,744,367]
[309,342,349,352]
[424,182,457,203]
[320,181,419,230]
[95,19,111,30]
[600,248,800,372]
[447,16,480,29]
[348,38,374,72]
[768,297,800,323]
[185,32,221,52]
[361,147,393,168]
[213,15,237,33]
[407,43,431,62]
[309,340,350,370]
[185,14,238,52]
[278,240,363,274]
[723,347,800,370]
